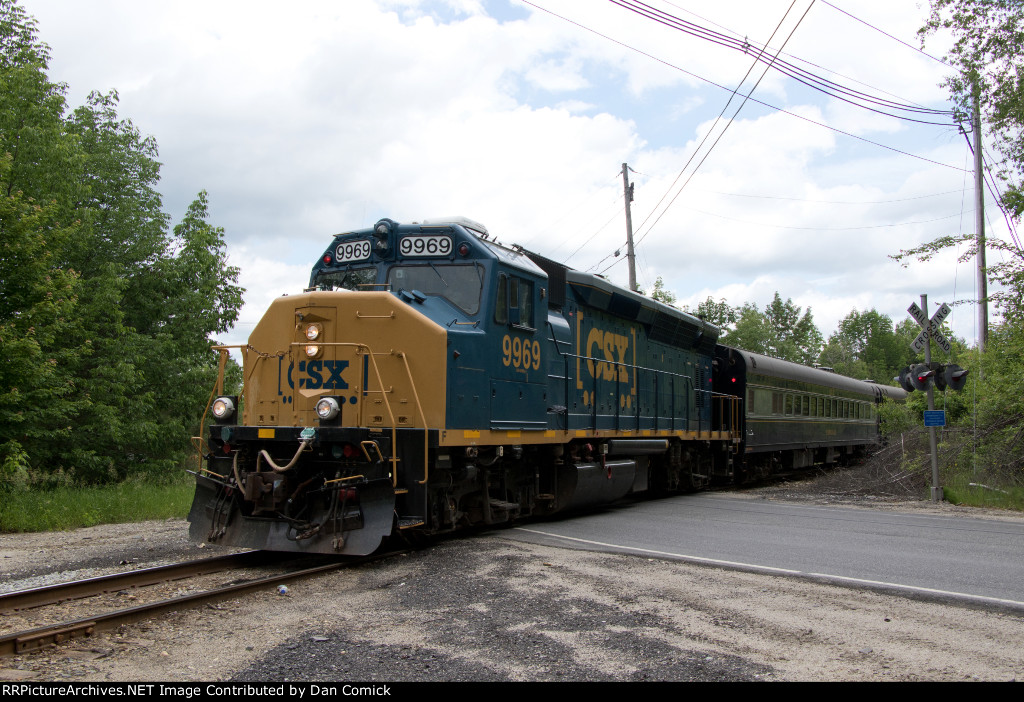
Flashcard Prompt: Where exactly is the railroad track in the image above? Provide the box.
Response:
[0,550,381,657]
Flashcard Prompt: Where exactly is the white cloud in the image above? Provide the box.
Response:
[20,0,999,351]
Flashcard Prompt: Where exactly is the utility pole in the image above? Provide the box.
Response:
[973,85,989,352]
[622,162,637,292]
[921,294,942,502]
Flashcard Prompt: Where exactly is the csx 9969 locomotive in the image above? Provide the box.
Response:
[189,217,900,555]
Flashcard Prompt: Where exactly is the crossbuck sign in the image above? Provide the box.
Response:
[908,301,952,354]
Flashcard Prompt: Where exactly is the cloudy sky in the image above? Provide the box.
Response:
[21,0,1010,349]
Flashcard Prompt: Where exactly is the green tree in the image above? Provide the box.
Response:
[685,296,737,331]
[0,153,82,487]
[721,292,823,365]
[922,0,1024,218]
[642,276,677,305]
[134,192,243,467]
[914,1,1024,325]
[0,0,244,486]
[818,309,910,382]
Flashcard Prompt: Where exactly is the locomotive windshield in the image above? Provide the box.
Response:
[388,263,484,315]
[313,267,377,291]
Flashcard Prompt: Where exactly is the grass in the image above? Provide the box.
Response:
[0,475,196,533]
[942,476,1024,511]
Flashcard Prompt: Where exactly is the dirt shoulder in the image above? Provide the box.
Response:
[1,496,1022,682]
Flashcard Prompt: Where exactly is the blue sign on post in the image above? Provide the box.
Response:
[923,410,946,427]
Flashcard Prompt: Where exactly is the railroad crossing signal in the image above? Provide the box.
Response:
[901,299,968,393]
[898,362,968,393]
[908,301,952,354]
[936,363,969,391]
[909,364,934,392]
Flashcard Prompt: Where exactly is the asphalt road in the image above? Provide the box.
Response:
[505,494,1024,608]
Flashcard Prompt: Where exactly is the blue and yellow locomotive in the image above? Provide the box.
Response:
[188,217,895,555]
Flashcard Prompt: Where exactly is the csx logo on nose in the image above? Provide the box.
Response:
[289,360,350,389]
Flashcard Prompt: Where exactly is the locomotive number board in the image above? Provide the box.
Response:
[400,235,453,257]
[335,239,372,263]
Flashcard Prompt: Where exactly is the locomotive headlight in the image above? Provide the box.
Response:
[305,344,321,358]
[316,397,341,421]
[305,323,322,341]
[211,396,236,421]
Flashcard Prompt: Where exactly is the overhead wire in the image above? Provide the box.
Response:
[563,200,626,265]
[661,0,947,113]
[540,178,624,258]
[979,147,1021,248]
[707,187,970,205]
[961,130,1022,250]
[613,0,956,125]
[627,0,818,257]
[671,206,972,231]
[519,0,969,174]
[819,0,952,68]
[597,0,803,270]
[594,0,810,275]
[520,172,622,251]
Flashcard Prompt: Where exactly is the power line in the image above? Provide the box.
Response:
[613,0,956,125]
[707,187,970,204]
[819,0,952,68]
[631,0,816,251]
[589,0,805,274]
[519,0,969,173]
[660,0,946,113]
[564,202,624,265]
[676,206,973,231]
[621,0,802,253]
[961,130,1022,250]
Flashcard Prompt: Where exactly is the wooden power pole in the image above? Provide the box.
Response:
[622,163,637,292]
[974,86,989,352]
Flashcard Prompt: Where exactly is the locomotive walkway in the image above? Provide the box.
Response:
[508,493,1024,611]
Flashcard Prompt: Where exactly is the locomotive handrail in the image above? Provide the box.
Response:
[553,349,698,432]
[288,341,400,488]
[194,345,250,464]
[544,345,741,438]
[396,351,431,485]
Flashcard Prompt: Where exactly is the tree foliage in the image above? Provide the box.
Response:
[0,1,242,488]
[720,292,823,365]
[819,309,912,382]
[922,0,1024,218]
[685,296,737,331]
[641,276,677,305]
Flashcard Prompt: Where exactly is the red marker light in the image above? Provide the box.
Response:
[323,254,333,265]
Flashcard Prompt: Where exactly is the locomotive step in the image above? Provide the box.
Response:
[488,498,520,511]
[398,516,425,529]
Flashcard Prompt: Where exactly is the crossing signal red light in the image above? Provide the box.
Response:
[910,364,933,392]
[936,364,969,392]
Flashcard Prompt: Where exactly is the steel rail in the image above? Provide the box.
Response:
[0,551,278,614]
[0,556,368,656]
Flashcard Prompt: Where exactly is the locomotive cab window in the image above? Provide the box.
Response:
[388,263,484,314]
[495,273,535,330]
[313,267,377,291]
